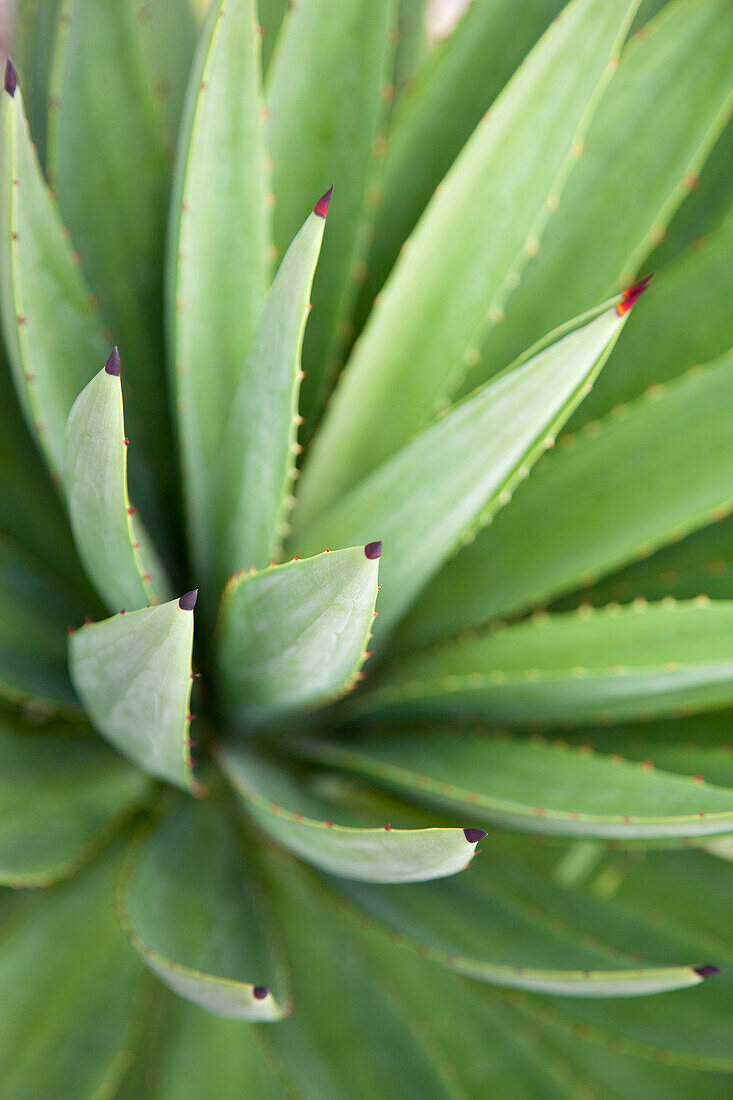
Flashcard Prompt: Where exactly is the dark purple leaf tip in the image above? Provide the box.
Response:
[4,58,18,98]
[314,184,334,219]
[253,986,269,1000]
[694,965,721,979]
[364,541,383,560]
[463,828,488,844]
[105,347,121,376]
[178,589,198,611]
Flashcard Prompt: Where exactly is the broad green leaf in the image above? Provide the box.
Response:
[396,349,733,649]
[68,593,200,793]
[64,352,171,614]
[11,0,62,165]
[301,729,733,840]
[0,70,108,477]
[0,846,145,1100]
[266,0,395,427]
[354,0,563,334]
[392,0,427,98]
[119,798,289,1021]
[470,0,733,394]
[294,301,632,640]
[219,744,484,882]
[0,713,148,886]
[216,546,380,727]
[0,539,81,709]
[47,0,178,531]
[136,0,201,150]
[115,982,290,1100]
[168,0,269,579]
[259,0,290,74]
[356,600,733,725]
[335,830,715,996]
[216,199,327,586]
[295,0,637,523]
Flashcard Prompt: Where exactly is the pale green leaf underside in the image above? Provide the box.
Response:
[294,305,627,640]
[217,206,325,583]
[216,547,380,726]
[359,600,733,725]
[68,596,199,793]
[119,799,288,1021]
[0,715,148,886]
[64,361,171,614]
[296,0,637,523]
[219,744,481,883]
[397,349,733,649]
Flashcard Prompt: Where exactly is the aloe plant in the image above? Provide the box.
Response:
[1,0,732,1094]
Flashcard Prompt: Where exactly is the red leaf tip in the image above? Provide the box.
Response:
[179,589,199,611]
[105,347,121,376]
[364,541,382,560]
[314,184,334,219]
[4,58,18,98]
[616,273,654,315]
[253,986,269,999]
[694,965,721,979]
[463,828,488,844]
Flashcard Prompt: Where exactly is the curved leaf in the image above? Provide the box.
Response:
[216,547,381,727]
[118,798,289,1021]
[219,744,484,883]
[68,593,200,793]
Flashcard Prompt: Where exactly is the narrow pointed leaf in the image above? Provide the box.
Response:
[216,546,381,726]
[64,353,172,614]
[266,0,394,426]
[0,74,108,476]
[119,799,289,1021]
[68,593,200,792]
[301,728,733,840]
[295,0,637,522]
[398,349,733,648]
[392,0,427,98]
[294,300,633,640]
[168,0,269,579]
[0,714,148,886]
[259,0,290,74]
[136,0,201,149]
[356,600,733,725]
[219,744,484,882]
[471,0,733,393]
[10,0,62,165]
[0,847,145,1100]
[216,199,327,584]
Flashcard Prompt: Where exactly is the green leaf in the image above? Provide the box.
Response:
[293,301,631,640]
[295,0,637,523]
[168,0,270,580]
[0,73,108,477]
[119,798,290,1021]
[216,546,380,727]
[356,600,733,725]
[266,0,395,428]
[397,349,733,649]
[335,831,714,996]
[135,0,201,150]
[10,0,63,165]
[391,0,427,98]
[216,199,327,585]
[300,728,733,840]
[470,0,733,395]
[0,712,148,886]
[68,593,200,793]
[0,845,145,1100]
[0,538,81,709]
[218,743,484,882]
[64,352,172,614]
[259,0,290,75]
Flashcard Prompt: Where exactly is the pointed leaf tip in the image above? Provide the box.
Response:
[4,58,17,97]
[694,965,721,979]
[364,541,383,560]
[178,589,198,611]
[314,185,334,219]
[253,986,269,999]
[616,273,654,315]
[463,828,488,844]
[104,347,121,377]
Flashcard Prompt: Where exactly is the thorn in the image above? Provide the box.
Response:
[123,437,129,447]
[364,540,383,560]
[119,609,127,615]
[253,986,269,1000]
[105,347,121,376]
[179,589,198,611]
[384,824,392,831]
[463,828,487,844]
[325,820,335,828]
[694,965,720,979]
[4,58,18,98]
[314,184,334,219]
[84,615,92,625]
[127,506,136,515]
[187,713,197,722]
[67,624,75,636]
[141,572,152,581]
[616,273,654,315]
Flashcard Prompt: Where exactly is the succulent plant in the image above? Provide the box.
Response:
[1,0,732,1094]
